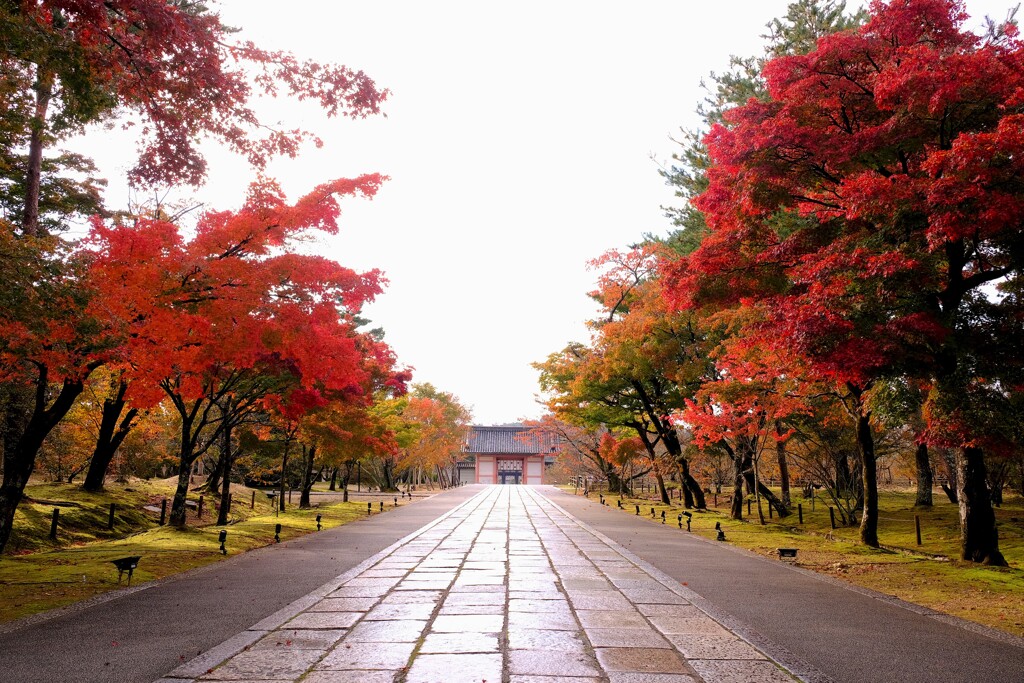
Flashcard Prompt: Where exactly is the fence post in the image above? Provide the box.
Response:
[798,503,803,524]
[915,515,922,546]
[49,508,59,540]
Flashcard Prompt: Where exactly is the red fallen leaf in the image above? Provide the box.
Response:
[285,640,293,646]
[111,641,118,647]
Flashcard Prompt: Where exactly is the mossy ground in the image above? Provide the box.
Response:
[568,484,1024,638]
[0,478,415,624]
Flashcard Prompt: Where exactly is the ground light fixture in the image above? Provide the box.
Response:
[111,556,141,586]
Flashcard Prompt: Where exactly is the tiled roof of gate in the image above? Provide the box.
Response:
[464,424,555,455]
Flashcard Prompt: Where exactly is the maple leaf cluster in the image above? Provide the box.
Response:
[82,174,394,409]
[7,0,388,187]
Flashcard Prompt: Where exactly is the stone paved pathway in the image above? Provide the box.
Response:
[159,486,798,683]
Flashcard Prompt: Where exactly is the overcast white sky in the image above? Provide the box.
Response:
[73,0,1016,425]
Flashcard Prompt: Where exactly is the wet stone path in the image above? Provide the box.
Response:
[159,486,797,683]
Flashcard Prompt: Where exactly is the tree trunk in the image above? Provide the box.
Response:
[655,472,670,505]
[205,448,224,496]
[736,438,789,518]
[328,467,338,491]
[775,420,791,507]
[855,408,879,548]
[216,421,234,526]
[939,449,959,503]
[723,442,744,521]
[381,457,396,491]
[679,467,695,508]
[66,462,86,484]
[23,69,53,236]
[341,463,352,503]
[756,480,789,517]
[835,449,855,496]
[914,442,933,507]
[0,375,86,553]
[603,465,626,494]
[956,447,1007,565]
[169,459,193,528]
[279,440,289,513]
[677,457,706,509]
[664,428,705,508]
[165,390,223,528]
[730,458,744,521]
[169,412,197,528]
[987,461,1008,507]
[299,444,317,509]
[753,454,765,525]
[82,381,139,493]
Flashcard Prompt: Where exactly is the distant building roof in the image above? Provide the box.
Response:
[464,424,556,455]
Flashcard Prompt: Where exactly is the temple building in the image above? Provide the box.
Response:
[462,424,556,485]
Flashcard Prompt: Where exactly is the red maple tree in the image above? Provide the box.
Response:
[83,176,393,527]
[663,0,1021,563]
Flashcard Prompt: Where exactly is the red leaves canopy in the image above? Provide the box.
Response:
[663,0,1024,388]
[84,174,395,411]
[11,0,388,186]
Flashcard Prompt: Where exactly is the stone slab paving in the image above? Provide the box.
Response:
[158,487,798,683]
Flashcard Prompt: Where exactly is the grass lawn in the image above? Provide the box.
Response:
[569,484,1024,638]
[0,478,417,624]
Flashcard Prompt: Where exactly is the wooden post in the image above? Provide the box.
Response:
[829,507,836,530]
[915,515,922,546]
[197,495,204,518]
[798,503,803,524]
[160,498,167,525]
[251,490,256,509]
[49,508,59,540]
[108,503,116,530]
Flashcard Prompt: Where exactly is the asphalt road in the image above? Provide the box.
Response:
[4,485,1023,683]
[0,485,480,683]
[543,488,1024,683]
